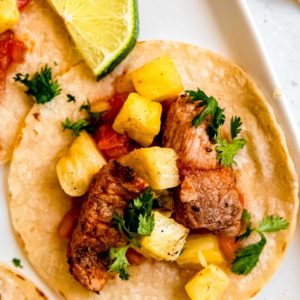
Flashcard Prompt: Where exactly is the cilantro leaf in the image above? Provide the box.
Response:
[231,232,266,275]
[62,100,104,136]
[232,212,289,275]
[113,189,155,244]
[137,214,154,236]
[12,258,23,268]
[257,215,289,233]
[216,137,247,166]
[67,94,76,102]
[186,89,225,139]
[230,116,243,139]
[14,65,61,104]
[236,209,253,241]
[242,209,251,226]
[186,88,210,102]
[108,245,130,280]
[61,118,90,137]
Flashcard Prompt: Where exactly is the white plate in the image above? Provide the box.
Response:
[0,0,299,299]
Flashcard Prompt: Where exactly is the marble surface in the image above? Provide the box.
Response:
[248,0,300,131]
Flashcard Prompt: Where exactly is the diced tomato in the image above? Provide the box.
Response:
[57,206,81,240]
[218,236,241,262]
[95,124,130,159]
[102,92,129,122]
[126,248,146,265]
[17,0,30,10]
[0,30,26,91]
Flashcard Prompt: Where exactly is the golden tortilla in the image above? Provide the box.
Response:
[8,41,298,299]
[0,0,80,164]
[0,263,47,299]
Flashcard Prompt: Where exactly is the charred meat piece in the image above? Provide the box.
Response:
[68,161,147,292]
[174,168,242,236]
[163,95,242,236]
[163,95,219,170]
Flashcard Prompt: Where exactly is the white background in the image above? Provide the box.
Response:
[248,0,300,133]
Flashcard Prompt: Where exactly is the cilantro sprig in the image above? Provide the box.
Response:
[108,245,130,280]
[109,189,155,280]
[14,65,61,104]
[231,209,289,275]
[216,116,247,166]
[113,189,155,245]
[12,258,23,268]
[62,100,104,136]
[186,89,225,139]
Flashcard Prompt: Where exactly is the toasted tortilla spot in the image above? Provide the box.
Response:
[16,274,25,281]
[282,242,287,253]
[35,288,47,299]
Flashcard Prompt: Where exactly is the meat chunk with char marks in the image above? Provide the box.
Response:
[163,95,219,170]
[174,168,242,236]
[163,95,242,236]
[67,161,147,292]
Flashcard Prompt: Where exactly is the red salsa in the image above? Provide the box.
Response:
[0,30,26,90]
[17,0,30,10]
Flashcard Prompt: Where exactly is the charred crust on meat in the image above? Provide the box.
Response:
[191,205,200,212]
[112,160,134,182]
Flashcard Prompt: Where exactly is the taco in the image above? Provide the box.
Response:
[0,263,47,299]
[8,41,298,299]
[0,0,80,164]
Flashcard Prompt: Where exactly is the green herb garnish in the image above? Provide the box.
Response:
[215,116,247,166]
[113,189,155,246]
[12,258,23,268]
[62,100,104,136]
[108,245,130,280]
[186,88,225,139]
[232,210,289,275]
[67,94,76,102]
[14,65,61,104]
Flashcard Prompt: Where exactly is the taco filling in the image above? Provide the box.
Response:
[8,41,298,300]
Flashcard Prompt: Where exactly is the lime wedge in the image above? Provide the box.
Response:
[48,0,138,79]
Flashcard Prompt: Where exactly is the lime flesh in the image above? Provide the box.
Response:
[48,0,138,79]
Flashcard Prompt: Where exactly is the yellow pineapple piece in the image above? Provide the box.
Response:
[177,234,225,270]
[131,54,184,101]
[113,93,162,147]
[56,131,106,196]
[139,211,189,261]
[185,265,229,300]
[119,147,180,190]
[0,0,20,33]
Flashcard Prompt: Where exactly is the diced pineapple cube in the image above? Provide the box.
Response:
[185,265,229,300]
[0,0,20,33]
[56,131,106,196]
[119,147,180,190]
[131,55,184,101]
[113,93,162,147]
[139,211,189,261]
[91,100,111,113]
[177,234,225,270]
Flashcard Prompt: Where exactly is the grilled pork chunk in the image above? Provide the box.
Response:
[174,168,242,236]
[163,95,242,236]
[163,95,218,170]
[68,161,147,292]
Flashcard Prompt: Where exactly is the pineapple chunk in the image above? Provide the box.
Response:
[131,55,184,101]
[113,93,162,147]
[56,132,106,197]
[185,265,229,300]
[139,211,189,261]
[91,100,111,113]
[177,234,225,270]
[119,147,180,190]
[0,0,20,33]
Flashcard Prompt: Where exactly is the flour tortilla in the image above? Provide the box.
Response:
[0,0,81,164]
[8,41,298,299]
[0,263,47,299]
